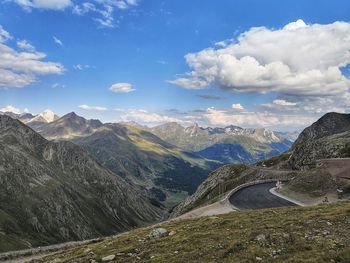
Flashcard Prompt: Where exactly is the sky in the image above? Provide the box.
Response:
[0,0,350,131]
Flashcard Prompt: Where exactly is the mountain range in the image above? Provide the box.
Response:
[0,110,296,202]
[0,115,165,252]
[148,122,295,163]
[174,112,350,216]
[1,110,348,254]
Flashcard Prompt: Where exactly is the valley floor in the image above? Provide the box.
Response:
[18,202,350,263]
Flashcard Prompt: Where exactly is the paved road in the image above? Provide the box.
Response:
[229,182,296,210]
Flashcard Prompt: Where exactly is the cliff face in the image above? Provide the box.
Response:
[289,113,350,169]
[0,115,166,252]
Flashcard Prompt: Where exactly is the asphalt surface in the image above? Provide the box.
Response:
[229,182,296,210]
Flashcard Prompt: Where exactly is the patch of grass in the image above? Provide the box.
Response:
[35,202,350,263]
[287,167,337,197]
[256,152,292,167]
[162,191,189,209]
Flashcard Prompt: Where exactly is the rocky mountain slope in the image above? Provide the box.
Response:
[26,113,219,208]
[0,115,166,253]
[31,112,103,140]
[149,122,294,164]
[289,112,350,169]
[73,123,220,207]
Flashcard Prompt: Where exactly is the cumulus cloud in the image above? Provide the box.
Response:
[232,103,244,110]
[0,26,65,88]
[110,83,135,93]
[12,0,72,10]
[170,20,350,101]
[0,105,21,114]
[78,104,108,111]
[53,36,63,46]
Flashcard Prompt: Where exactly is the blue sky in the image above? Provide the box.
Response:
[0,0,350,131]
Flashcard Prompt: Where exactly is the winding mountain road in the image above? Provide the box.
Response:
[229,182,296,210]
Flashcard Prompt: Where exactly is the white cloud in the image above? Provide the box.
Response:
[78,104,108,111]
[272,99,297,106]
[72,2,96,15]
[51,83,65,88]
[119,109,181,124]
[170,20,350,101]
[53,36,63,46]
[0,26,65,88]
[17,39,35,51]
[110,83,135,93]
[73,64,90,70]
[72,0,140,28]
[205,107,315,130]
[0,26,12,43]
[232,103,244,110]
[167,78,208,89]
[10,1,140,28]
[0,105,21,114]
[13,0,72,10]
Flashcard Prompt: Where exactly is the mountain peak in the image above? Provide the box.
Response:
[64,112,79,118]
[27,109,59,124]
[292,112,350,150]
[39,109,59,123]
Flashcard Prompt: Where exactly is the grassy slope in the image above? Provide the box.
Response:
[36,202,350,263]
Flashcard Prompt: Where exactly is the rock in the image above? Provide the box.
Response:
[148,228,168,239]
[255,234,266,242]
[168,230,177,236]
[84,248,92,253]
[323,230,330,236]
[102,254,116,262]
[256,256,263,261]
[327,221,332,226]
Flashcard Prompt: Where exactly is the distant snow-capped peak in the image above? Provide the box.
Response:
[40,109,58,122]
[28,109,59,123]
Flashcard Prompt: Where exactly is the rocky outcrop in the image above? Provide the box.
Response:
[0,115,166,252]
[289,113,350,169]
[32,112,103,139]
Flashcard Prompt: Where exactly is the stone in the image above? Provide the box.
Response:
[148,228,168,239]
[102,254,116,262]
[168,230,177,236]
[255,234,266,242]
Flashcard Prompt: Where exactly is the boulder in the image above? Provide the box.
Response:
[148,228,168,239]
